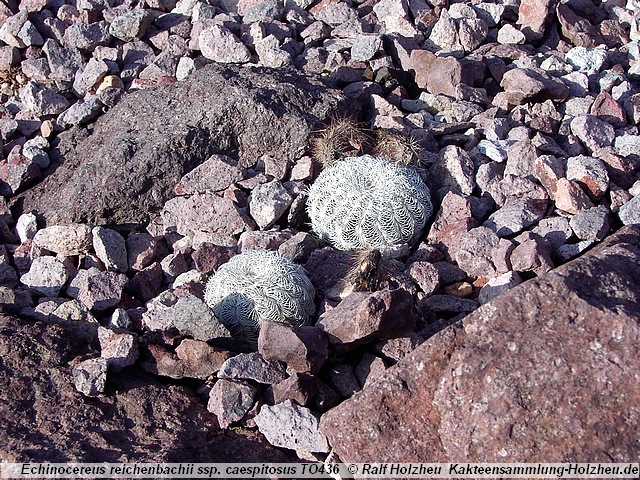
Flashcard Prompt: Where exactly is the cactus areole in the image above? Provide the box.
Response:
[204,250,316,345]
[307,155,433,251]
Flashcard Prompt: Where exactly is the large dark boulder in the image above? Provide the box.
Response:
[16,64,347,227]
[320,225,640,463]
[0,314,291,462]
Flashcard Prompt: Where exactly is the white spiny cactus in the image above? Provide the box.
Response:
[204,250,315,345]
[306,155,433,251]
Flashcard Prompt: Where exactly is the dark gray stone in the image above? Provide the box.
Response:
[18,64,347,227]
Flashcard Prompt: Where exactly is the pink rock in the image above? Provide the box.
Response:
[554,178,594,214]
[510,232,554,276]
[126,232,165,271]
[161,193,250,239]
[78,270,127,311]
[409,49,471,97]
[174,154,244,195]
[517,0,555,41]
[454,226,500,279]
[321,226,640,464]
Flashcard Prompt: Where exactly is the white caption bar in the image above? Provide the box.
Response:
[1,463,638,479]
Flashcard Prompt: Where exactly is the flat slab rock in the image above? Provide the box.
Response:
[321,226,640,463]
[0,314,290,462]
[16,64,347,226]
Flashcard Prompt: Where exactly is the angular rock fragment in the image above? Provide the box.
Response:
[73,357,108,397]
[255,400,329,453]
[208,379,257,429]
[317,289,415,352]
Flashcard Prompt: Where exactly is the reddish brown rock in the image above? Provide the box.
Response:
[590,91,626,129]
[192,242,235,274]
[258,321,329,375]
[557,3,604,47]
[0,314,291,462]
[321,226,640,463]
[317,288,415,352]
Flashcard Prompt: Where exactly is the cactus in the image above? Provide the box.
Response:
[310,116,370,168]
[204,250,316,345]
[307,155,433,251]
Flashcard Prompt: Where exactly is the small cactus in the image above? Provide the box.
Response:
[204,250,315,345]
[306,155,433,251]
[310,116,370,168]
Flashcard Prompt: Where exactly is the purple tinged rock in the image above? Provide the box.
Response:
[33,223,93,257]
[354,353,387,388]
[0,247,18,287]
[500,67,569,105]
[258,321,329,374]
[126,232,164,271]
[192,242,235,274]
[0,11,28,48]
[317,288,416,352]
[419,294,477,314]
[570,115,615,153]
[160,253,188,282]
[175,338,234,379]
[428,145,476,195]
[208,379,258,429]
[73,357,108,397]
[249,180,294,230]
[78,270,127,311]
[238,230,293,252]
[161,193,250,239]
[57,96,104,128]
[98,326,139,371]
[254,400,329,453]
[143,294,233,342]
[314,2,358,26]
[199,25,251,63]
[454,226,500,279]
[0,145,41,196]
[92,226,128,273]
[406,261,440,295]
[532,217,573,250]
[174,154,244,195]
[278,232,319,264]
[19,81,70,116]
[255,35,291,68]
[510,232,554,276]
[127,262,163,303]
[218,352,287,385]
